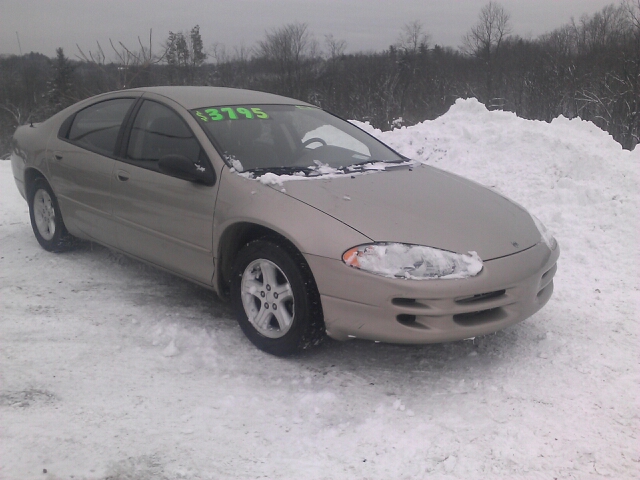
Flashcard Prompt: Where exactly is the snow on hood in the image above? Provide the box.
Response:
[238,160,414,191]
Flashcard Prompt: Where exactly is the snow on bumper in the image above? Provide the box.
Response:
[305,241,559,343]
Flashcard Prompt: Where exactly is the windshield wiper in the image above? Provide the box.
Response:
[342,158,413,171]
[245,159,414,176]
[246,166,316,176]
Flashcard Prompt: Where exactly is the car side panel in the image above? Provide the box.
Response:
[108,93,223,285]
[212,167,372,261]
[11,123,56,200]
[111,162,218,285]
[47,138,118,245]
[35,92,143,245]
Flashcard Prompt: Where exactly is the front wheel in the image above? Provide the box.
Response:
[230,239,325,356]
[28,177,75,252]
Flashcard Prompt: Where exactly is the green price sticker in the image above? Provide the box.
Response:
[196,107,269,122]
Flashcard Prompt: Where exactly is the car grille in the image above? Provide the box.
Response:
[392,262,557,331]
[455,289,506,304]
[453,307,508,326]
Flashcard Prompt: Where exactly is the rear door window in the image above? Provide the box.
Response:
[66,98,135,156]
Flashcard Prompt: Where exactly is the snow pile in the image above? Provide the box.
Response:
[1,98,638,479]
[357,98,639,329]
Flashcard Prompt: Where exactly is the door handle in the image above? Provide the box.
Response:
[53,152,63,160]
[116,170,130,182]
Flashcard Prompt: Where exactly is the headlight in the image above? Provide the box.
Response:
[342,243,483,280]
[531,215,558,251]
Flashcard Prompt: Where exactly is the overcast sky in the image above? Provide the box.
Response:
[1,0,619,59]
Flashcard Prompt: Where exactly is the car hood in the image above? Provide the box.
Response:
[278,165,541,261]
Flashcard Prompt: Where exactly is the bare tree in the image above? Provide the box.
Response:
[463,2,511,56]
[257,22,318,98]
[626,0,640,29]
[209,42,229,65]
[463,2,511,105]
[572,3,629,54]
[324,34,347,59]
[77,30,166,90]
[397,21,430,54]
[0,101,32,126]
[621,0,639,147]
[393,21,432,121]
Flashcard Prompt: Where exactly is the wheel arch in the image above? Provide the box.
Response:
[216,222,307,301]
[26,170,76,252]
[24,167,48,199]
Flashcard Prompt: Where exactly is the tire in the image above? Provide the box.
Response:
[230,238,325,356]
[28,177,75,252]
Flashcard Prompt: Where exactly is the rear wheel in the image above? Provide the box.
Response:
[28,177,75,252]
[231,239,325,356]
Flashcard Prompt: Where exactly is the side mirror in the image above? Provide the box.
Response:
[158,154,215,185]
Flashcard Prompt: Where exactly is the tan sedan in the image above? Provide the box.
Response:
[11,86,559,355]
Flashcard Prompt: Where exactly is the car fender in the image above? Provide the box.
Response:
[11,122,57,200]
[213,167,372,260]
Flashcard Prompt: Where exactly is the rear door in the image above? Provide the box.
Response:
[111,99,219,285]
[49,96,138,245]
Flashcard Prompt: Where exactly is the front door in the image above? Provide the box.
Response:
[111,100,218,285]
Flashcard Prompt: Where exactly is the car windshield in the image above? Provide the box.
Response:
[191,105,403,172]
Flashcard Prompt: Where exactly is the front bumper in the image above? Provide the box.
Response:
[305,242,559,343]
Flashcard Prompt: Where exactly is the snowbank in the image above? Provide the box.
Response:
[1,98,638,479]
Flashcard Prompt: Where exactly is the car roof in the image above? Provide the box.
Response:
[125,86,311,110]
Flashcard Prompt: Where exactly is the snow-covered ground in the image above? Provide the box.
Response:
[1,99,638,479]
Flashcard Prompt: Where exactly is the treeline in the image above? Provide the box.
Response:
[1,1,638,153]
